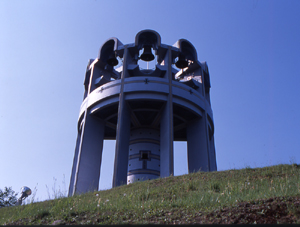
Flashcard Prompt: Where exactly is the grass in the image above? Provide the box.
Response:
[0,163,300,224]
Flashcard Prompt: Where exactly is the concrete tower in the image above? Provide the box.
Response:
[68,30,217,196]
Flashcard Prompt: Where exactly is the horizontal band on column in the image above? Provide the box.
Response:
[129,154,160,160]
[129,138,160,145]
[128,169,160,176]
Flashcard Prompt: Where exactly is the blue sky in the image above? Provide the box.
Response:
[1,0,299,202]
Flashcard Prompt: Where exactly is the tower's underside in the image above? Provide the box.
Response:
[68,30,217,196]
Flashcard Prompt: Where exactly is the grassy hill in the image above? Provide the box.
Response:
[1,164,300,224]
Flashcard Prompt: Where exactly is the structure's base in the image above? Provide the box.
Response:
[127,128,160,184]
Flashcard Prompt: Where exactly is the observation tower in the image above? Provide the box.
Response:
[69,29,217,196]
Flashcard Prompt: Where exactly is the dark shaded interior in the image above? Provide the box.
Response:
[93,100,199,141]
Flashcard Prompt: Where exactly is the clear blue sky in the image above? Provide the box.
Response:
[1,0,299,202]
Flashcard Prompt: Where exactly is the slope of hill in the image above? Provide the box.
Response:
[1,164,300,224]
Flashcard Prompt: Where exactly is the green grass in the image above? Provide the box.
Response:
[1,163,300,225]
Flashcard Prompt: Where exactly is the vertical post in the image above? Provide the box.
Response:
[68,133,81,196]
[160,46,174,178]
[74,115,105,194]
[186,116,210,172]
[70,61,105,195]
[112,46,131,187]
[209,135,217,171]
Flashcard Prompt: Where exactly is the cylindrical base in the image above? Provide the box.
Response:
[127,128,160,184]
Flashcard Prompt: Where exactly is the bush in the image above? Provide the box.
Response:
[0,187,18,207]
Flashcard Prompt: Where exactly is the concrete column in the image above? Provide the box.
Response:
[209,136,217,171]
[112,100,131,187]
[112,46,131,187]
[73,114,105,194]
[160,102,174,177]
[160,46,174,178]
[68,132,81,196]
[187,116,210,172]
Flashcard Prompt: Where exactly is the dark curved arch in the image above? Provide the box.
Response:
[98,37,123,63]
[135,29,161,50]
[173,39,198,61]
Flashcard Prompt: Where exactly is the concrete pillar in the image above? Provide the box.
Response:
[187,116,210,172]
[73,114,105,194]
[160,101,174,177]
[68,133,81,196]
[112,45,131,187]
[160,46,174,178]
[209,136,217,171]
[112,100,131,187]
